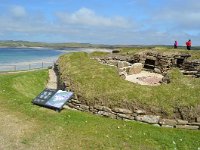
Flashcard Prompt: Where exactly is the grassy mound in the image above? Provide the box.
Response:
[0,70,200,149]
[57,48,200,119]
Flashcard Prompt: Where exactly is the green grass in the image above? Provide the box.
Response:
[119,47,200,59]
[0,69,200,149]
[57,50,200,118]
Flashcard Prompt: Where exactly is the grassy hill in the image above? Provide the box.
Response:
[1,40,200,50]
[0,40,114,49]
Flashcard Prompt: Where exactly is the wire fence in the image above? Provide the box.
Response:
[0,62,54,72]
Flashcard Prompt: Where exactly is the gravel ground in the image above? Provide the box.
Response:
[46,69,57,89]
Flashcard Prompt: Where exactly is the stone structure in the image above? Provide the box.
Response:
[94,51,200,79]
[182,60,200,77]
[56,51,200,130]
[64,98,200,130]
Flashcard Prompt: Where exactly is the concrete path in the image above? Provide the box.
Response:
[46,69,57,89]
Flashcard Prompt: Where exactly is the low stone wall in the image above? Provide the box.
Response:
[66,98,200,130]
[93,52,200,78]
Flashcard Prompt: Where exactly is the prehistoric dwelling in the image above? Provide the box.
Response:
[92,51,200,85]
[55,50,200,130]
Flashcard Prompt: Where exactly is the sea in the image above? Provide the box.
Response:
[0,47,111,71]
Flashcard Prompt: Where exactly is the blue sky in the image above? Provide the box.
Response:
[0,0,200,45]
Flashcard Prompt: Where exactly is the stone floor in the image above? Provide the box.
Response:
[125,71,163,86]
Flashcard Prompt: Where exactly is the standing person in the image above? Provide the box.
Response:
[186,39,192,50]
[174,41,178,49]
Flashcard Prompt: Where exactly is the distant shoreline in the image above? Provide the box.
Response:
[0,46,52,49]
[0,46,114,53]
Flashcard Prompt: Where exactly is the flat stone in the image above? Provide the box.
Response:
[146,56,157,60]
[135,115,160,124]
[134,109,146,115]
[98,111,116,119]
[67,103,76,108]
[161,125,174,128]
[154,68,162,74]
[79,104,89,111]
[132,113,138,117]
[75,106,84,111]
[63,105,77,111]
[117,113,135,120]
[107,60,118,66]
[176,119,188,125]
[159,119,177,126]
[188,122,200,126]
[94,105,113,113]
[152,124,161,127]
[94,105,104,110]
[89,106,98,113]
[116,116,123,120]
[197,117,200,123]
[176,125,199,130]
[112,108,132,114]
[128,63,143,75]
[71,99,81,104]
[117,61,125,68]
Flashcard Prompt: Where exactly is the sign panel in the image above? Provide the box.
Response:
[32,88,73,111]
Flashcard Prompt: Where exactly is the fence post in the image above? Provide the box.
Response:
[42,62,44,68]
[14,65,16,71]
[29,64,31,70]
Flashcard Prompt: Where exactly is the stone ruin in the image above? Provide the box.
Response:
[93,51,200,85]
[54,50,200,130]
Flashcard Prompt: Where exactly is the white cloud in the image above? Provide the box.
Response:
[56,8,132,28]
[147,0,200,31]
[0,3,199,45]
[10,5,27,18]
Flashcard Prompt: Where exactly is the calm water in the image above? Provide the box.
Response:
[0,47,111,71]
[0,47,67,71]
[0,48,63,64]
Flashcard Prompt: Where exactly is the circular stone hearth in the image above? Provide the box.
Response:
[125,71,163,86]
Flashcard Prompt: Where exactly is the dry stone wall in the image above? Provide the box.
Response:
[182,60,200,77]
[94,51,200,78]
[65,97,200,130]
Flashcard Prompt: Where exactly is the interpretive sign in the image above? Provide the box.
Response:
[32,88,73,111]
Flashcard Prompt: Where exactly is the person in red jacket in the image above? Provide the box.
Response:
[186,39,191,50]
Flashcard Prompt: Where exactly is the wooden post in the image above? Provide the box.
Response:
[14,65,16,71]
[42,62,44,68]
[29,64,31,70]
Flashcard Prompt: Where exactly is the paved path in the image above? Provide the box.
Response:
[46,69,57,89]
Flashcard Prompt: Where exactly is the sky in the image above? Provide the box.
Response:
[0,0,200,45]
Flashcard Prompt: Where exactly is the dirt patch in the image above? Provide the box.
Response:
[125,71,163,86]
[0,109,38,150]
